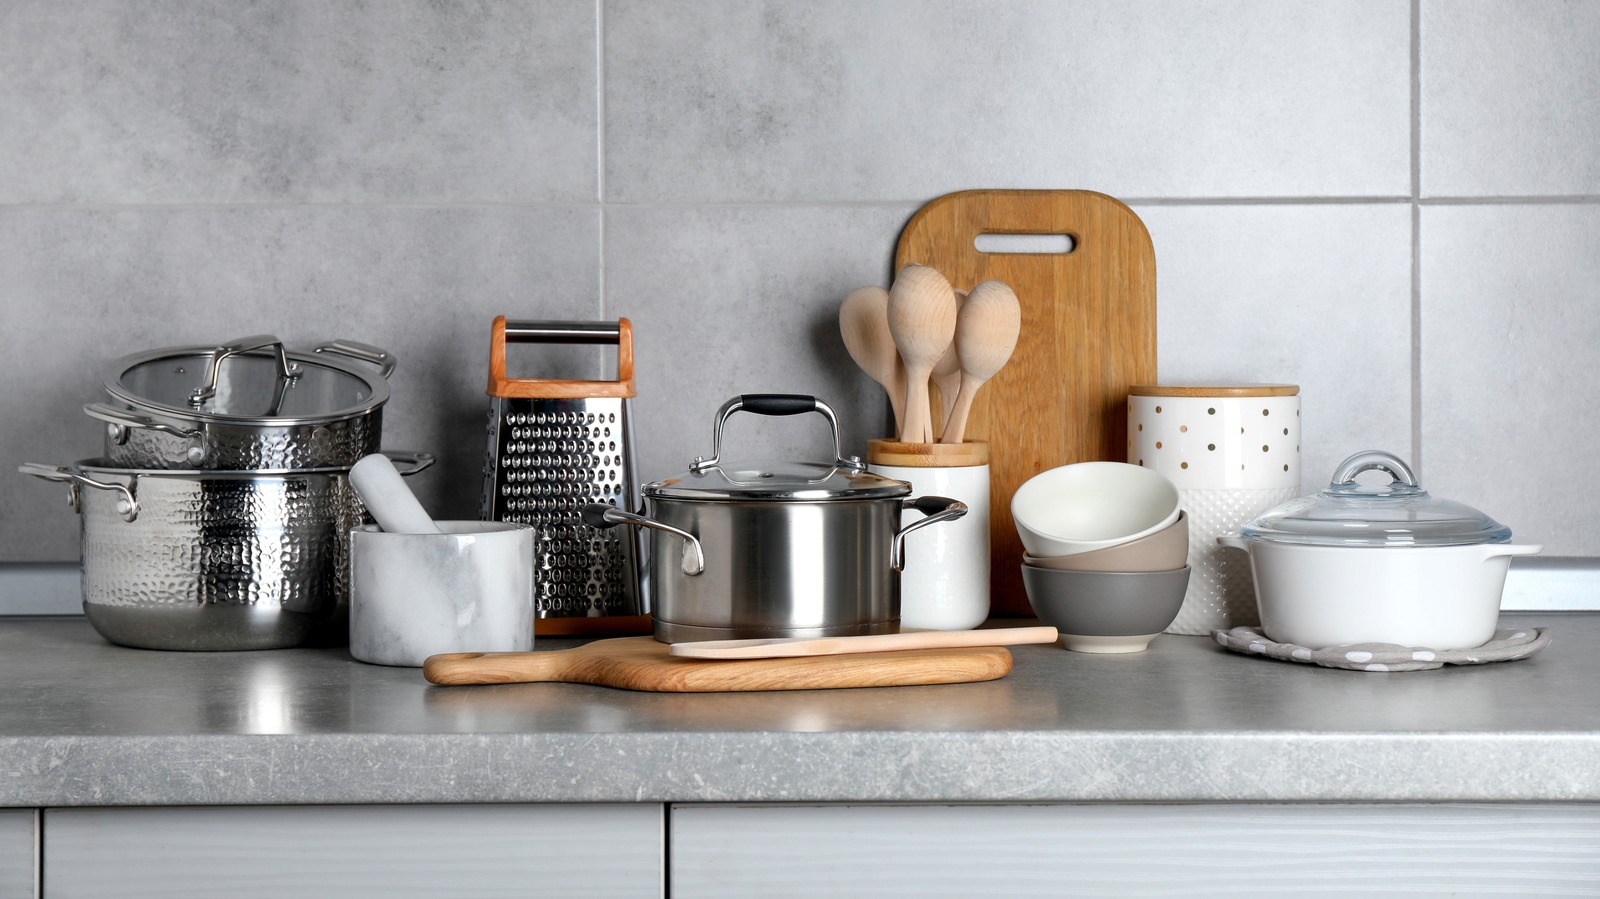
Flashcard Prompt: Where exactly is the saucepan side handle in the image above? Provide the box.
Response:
[893,495,967,572]
[581,504,704,576]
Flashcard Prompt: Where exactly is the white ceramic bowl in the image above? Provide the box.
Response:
[1011,462,1181,557]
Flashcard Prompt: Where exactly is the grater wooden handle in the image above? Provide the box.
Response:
[486,315,636,399]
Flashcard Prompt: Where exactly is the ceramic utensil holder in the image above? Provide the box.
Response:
[1127,385,1300,635]
[867,439,990,630]
[350,521,536,667]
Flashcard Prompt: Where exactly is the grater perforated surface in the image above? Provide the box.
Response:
[482,396,642,620]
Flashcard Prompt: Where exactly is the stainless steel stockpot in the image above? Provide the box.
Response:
[83,335,395,470]
[20,452,432,651]
[583,395,965,643]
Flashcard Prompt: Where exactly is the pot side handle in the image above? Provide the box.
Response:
[1216,533,1249,551]
[82,403,208,463]
[382,451,436,477]
[314,339,398,380]
[894,496,968,572]
[581,504,704,576]
[1483,543,1543,560]
[18,462,139,522]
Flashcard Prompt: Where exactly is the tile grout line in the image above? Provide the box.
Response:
[1410,0,1424,475]
[4,196,1599,212]
[596,0,607,323]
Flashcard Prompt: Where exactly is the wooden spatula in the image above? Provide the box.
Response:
[423,636,1016,692]
[669,625,1057,659]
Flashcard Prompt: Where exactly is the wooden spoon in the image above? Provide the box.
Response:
[942,280,1022,444]
[887,264,958,443]
[930,289,966,439]
[839,285,906,435]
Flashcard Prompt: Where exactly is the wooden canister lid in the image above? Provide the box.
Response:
[1127,384,1299,398]
[866,439,990,468]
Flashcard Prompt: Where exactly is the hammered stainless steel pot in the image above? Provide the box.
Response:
[19,452,432,651]
[582,395,966,643]
[83,335,395,470]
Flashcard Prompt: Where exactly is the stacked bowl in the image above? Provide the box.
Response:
[1012,462,1189,653]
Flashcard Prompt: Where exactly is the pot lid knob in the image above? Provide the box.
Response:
[1325,450,1422,497]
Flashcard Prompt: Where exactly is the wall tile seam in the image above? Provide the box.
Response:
[3,197,1597,210]
[1410,0,1422,473]
[594,0,605,207]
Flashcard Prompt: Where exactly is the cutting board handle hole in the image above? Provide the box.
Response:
[973,233,1075,255]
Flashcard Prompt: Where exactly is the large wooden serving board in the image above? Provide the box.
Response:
[896,190,1157,616]
[423,636,1014,692]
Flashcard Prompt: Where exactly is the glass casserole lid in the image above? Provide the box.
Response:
[1239,450,1512,547]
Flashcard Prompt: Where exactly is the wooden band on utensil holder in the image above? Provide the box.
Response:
[867,439,990,468]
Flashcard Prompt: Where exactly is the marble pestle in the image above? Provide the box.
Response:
[349,453,442,534]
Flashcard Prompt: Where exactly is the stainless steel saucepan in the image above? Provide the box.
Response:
[583,394,965,643]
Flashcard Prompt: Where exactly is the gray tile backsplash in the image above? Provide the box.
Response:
[1421,0,1600,197]
[605,0,1411,202]
[0,0,598,203]
[1420,204,1600,556]
[3,0,1596,565]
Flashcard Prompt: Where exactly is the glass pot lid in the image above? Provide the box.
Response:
[1240,450,1512,547]
[105,336,391,424]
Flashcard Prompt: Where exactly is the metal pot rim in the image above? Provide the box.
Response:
[66,451,433,479]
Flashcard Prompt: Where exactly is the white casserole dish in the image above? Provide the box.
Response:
[1218,450,1541,650]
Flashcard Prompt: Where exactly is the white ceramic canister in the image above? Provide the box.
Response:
[349,521,536,667]
[867,440,990,630]
[1127,385,1300,635]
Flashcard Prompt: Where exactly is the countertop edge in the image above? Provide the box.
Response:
[6,730,1600,807]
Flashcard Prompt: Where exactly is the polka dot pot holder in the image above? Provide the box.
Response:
[1211,626,1552,672]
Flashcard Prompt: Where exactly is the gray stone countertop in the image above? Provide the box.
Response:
[2,613,1598,808]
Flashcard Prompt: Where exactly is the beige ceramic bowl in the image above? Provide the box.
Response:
[1023,511,1188,572]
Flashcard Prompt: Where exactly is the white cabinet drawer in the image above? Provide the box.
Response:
[672,803,1600,897]
[44,804,660,899]
[0,809,37,899]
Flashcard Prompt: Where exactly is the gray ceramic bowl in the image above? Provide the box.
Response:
[1020,564,1191,653]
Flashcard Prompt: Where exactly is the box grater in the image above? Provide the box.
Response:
[480,316,648,636]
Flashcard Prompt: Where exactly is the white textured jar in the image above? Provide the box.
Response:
[1127,385,1300,634]
[868,440,990,631]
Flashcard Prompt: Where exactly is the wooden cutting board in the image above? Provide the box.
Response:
[896,190,1157,616]
[423,636,1013,692]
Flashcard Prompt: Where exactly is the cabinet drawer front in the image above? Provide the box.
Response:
[0,809,36,899]
[45,804,660,899]
[673,803,1600,897]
